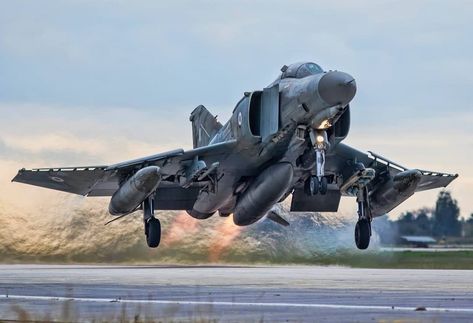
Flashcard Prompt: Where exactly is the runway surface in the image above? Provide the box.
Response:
[0,265,472,322]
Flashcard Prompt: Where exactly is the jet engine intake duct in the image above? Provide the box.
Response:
[233,162,293,226]
[369,169,422,217]
[109,166,161,216]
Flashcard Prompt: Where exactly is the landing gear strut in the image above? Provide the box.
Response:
[143,195,161,248]
[355,186,371,250]
[305,130,329,196]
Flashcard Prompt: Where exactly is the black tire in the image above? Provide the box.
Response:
[146,217,161,248]
[320,176,328,195]
[355,219,370,250]
[310,176,319,195]
[304,177,312,195]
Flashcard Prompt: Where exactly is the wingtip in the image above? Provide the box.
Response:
[11,168,25,183]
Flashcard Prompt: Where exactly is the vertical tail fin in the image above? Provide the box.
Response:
[189,105,222,148]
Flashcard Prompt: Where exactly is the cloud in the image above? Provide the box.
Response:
[342,113,472,219]
[0,103,194,165]
[3,133,108,156]
[0,1,471,220]
[1,1,472,111]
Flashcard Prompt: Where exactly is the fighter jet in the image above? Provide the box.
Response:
[12,62,458,250]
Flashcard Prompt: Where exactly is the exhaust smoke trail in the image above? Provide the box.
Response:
[0,193,362,264]
[1,162,374,264]
[0,109,388,265]
[161,212,200,247]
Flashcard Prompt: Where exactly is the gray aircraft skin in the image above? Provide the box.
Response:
[12,62,458,249]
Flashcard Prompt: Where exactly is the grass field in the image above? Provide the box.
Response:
[2,250,473,270]
[288,250,473,269]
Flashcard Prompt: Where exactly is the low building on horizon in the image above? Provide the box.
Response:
[399,235,436,248]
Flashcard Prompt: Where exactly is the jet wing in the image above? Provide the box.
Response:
[12,140,237,197]
[12,166,110,196]
[329,143,458,192]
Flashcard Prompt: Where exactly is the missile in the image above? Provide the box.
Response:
[109,166,161,216]
[369,169,422,217]
[233,162,293,226]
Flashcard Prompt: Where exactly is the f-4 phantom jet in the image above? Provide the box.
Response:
[13,62,458,250]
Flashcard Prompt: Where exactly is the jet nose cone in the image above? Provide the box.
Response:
[318,71,356,106]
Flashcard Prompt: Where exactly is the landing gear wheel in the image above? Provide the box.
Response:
[305,176,319,196]
[304,178,311,195]
[143,195,160,248]
[319,176,328,195]
[145,217,161,248]
[355,219,370,250]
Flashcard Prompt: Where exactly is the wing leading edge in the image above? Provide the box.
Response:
[12,140,237,198]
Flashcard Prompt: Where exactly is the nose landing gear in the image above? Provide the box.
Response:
[143,195,161,248]
[305,130,329,196]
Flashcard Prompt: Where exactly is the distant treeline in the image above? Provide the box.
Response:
[375,191,473,244]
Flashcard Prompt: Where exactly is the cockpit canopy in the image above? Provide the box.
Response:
[280,62,324,79]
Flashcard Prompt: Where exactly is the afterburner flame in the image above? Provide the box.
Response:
[161,212,200,247]
[208,216,243,262]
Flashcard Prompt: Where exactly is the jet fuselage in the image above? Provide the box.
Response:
[189,62,356,223]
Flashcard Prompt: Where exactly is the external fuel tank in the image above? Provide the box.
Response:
[233,163,293,226]
[109,166,161,216]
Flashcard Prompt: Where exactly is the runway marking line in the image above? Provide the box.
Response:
[1,294,473,313]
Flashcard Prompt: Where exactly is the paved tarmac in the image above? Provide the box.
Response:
[0,264,472,322]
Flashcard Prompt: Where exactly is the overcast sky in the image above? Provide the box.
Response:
[0,0,472,218]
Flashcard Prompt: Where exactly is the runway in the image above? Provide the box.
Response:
[0,265,472,322]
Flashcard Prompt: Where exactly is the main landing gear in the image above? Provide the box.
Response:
[143,195,161,248]
[355,186,371,250]
[305,130,329,196]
